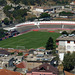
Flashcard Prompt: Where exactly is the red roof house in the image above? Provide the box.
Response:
[27,63,59,75]
[0,69,23,75]
[16,61,26,68]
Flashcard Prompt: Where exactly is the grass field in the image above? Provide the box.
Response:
[0,31,61,49]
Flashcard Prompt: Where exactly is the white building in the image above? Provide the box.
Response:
[35,8,44,12]
[56,35,75,62]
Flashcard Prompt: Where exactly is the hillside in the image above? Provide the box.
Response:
[0,0,73,6]
[7,0,73,5]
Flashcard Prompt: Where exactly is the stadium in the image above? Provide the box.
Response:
[0,21,75,49]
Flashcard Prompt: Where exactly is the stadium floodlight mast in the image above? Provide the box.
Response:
[16,46,25,50]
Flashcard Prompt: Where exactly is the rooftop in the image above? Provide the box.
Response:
[64,71,75,75]
[57,34,75,41]
[0,69,23,75]
[0,50,10,55]
[27,63,59,74]
[16,61,26,68]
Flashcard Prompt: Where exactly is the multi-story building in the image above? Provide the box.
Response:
[56,34,75,62]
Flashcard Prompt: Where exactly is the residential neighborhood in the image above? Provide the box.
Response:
[0,0,75,75]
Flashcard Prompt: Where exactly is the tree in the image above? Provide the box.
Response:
[40,13,50,18]
[71,30,75,34]
[61,31,68,35]
[0,21,2,27]
[63,53,75,71]
[46,37,54,50]
[0,0,7,6]
[0,29,6,38]
[4,18,10,25]
[59,11,74,16]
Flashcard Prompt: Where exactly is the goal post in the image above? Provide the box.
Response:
[16,46,25,50]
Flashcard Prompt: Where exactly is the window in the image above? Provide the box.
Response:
[67,45,71,49]
[73,46,75,49]
[74,41,75,44]
[67,41,70,43]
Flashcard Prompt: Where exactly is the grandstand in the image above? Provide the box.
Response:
[4,21,75,33]
[15,21,75,33]
[16,25,38,33]
[39,25,62,28]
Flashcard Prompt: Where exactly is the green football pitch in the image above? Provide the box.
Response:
[0,31,61,49]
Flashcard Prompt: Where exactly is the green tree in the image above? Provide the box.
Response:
[3,5,12,12]
[46,37,54,50]
[63,53,75,71]
[4,18,10,25]
[0,0,7,6]
[71,30,75,34]
[40,13,50,18]
[0,21,2,27]
[62,31,68,35]
[59,11,74,16]
[0,29,6,38]
[9,0,20,4]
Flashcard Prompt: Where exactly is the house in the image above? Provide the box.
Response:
[70,1,75,5]
[56,34,75,61]
[15,61,26,74]
[0,50,10,57]
[0,69,23,75]
[27,63,59,75]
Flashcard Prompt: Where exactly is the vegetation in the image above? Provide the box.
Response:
[0,0,7,6]
[59,11,74,16]
[0,21,2,27]
[11,52,14,55]
[17,52,23,56]
[0,29,6,38]
[0,31,61,49]
[3,5,27,23]
[8,0,72,5]
[71,30,75,34]
[61,31,68,35]
[4,18,10,25]
[46,37,54,50]
[63,52,75,71]
[40,13,50,18]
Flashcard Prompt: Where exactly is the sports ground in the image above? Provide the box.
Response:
[0,31,61,49]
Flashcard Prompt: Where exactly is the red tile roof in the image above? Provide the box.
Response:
[27,63,59,74]
[64,71,75,75]
[38,47,45,49]
[16,61,26,68]
[0,69,23,75]
[24,53,29,57]
[72,1,75,4]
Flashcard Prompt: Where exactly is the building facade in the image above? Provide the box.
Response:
[56,35,75,61]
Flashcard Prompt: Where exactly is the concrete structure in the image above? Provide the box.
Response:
[3,21,75,33]
[56,35,75,62]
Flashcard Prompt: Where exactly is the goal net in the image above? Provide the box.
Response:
[16,46,25,50]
